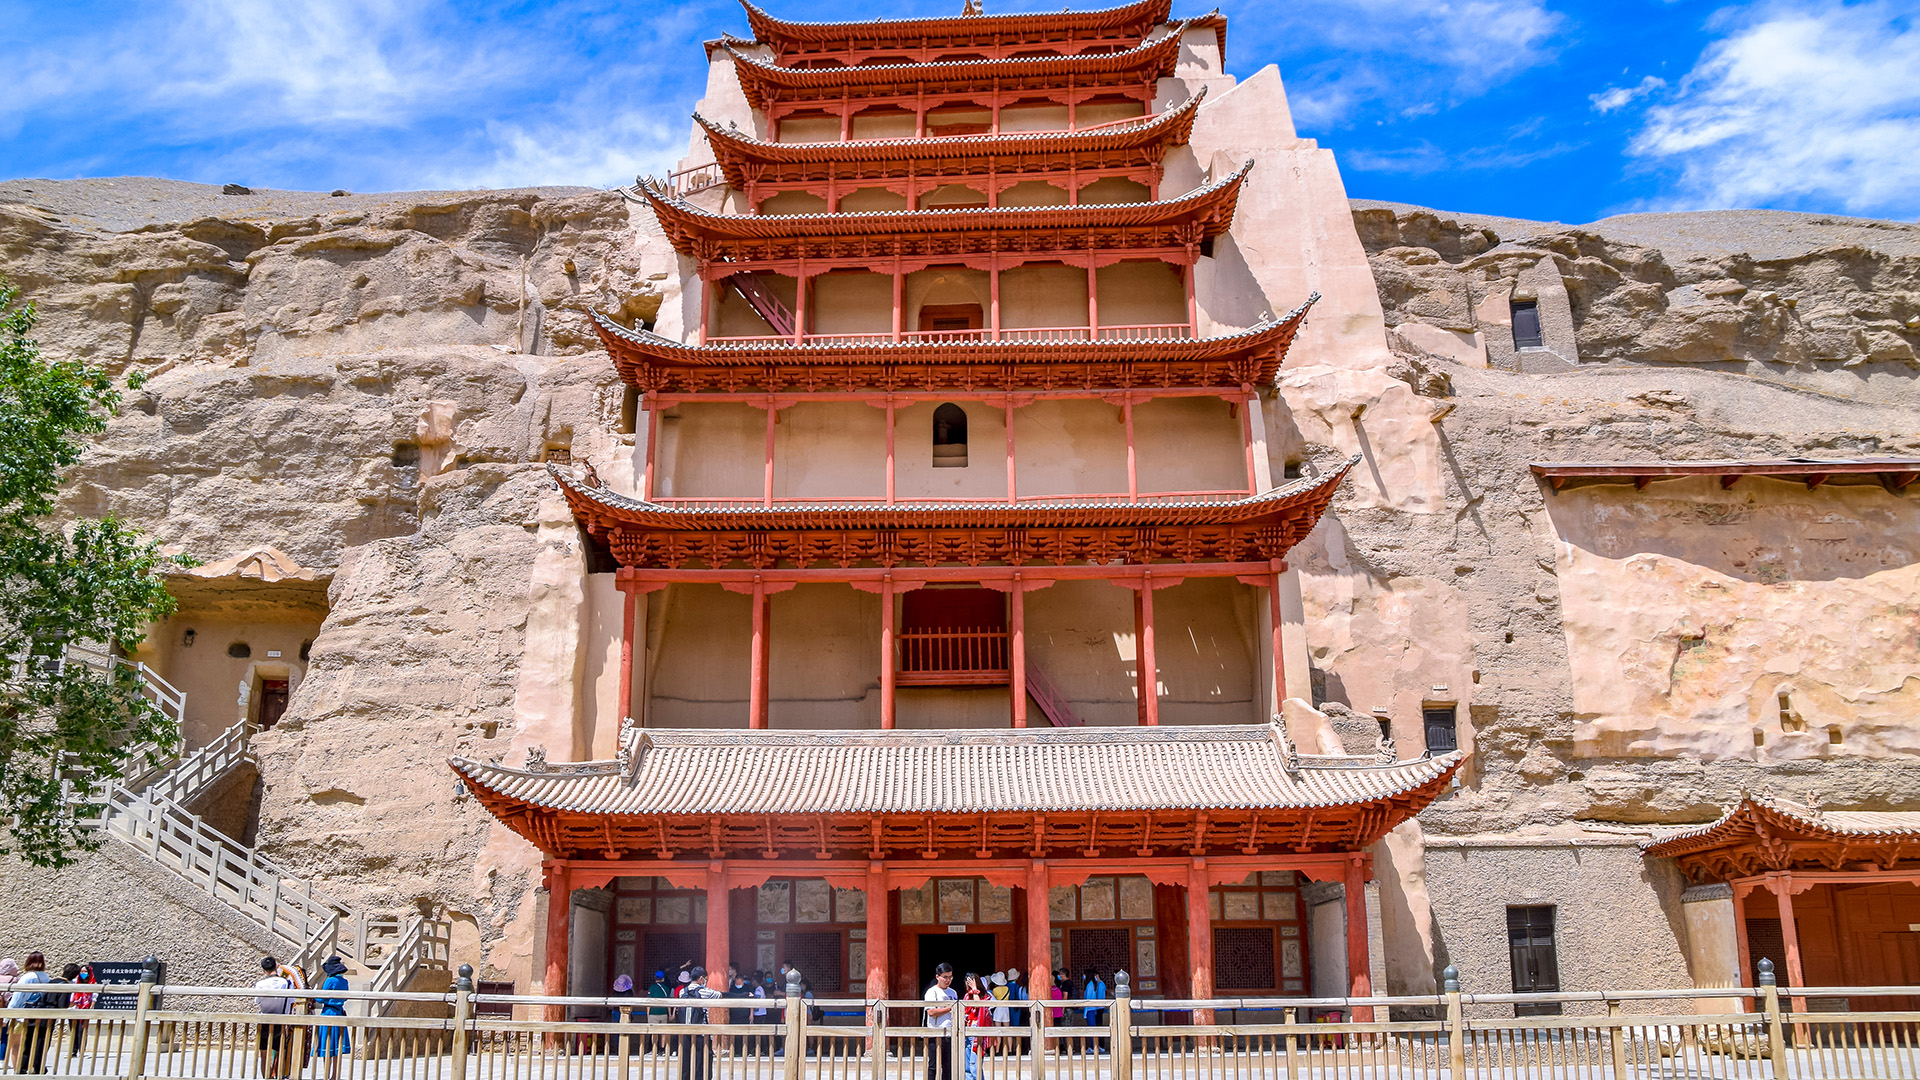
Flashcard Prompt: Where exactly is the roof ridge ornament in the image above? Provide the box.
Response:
[1269,714,1301,773]
[962,0,983,13]
[620,717,653,782]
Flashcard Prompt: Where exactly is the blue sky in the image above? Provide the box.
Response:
[2,0,1917,224]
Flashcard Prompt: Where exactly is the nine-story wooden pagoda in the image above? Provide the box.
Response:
[456,0,1463,1022]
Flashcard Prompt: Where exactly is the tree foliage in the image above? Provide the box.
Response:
[0,281,183,866]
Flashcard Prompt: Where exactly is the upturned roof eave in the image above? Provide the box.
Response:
[739,0,1173,50]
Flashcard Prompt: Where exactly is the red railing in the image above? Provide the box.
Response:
[703,323,1193,346]
[897,627,1010,685]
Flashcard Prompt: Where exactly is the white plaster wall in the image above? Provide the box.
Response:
[1001,263,1089,329]
[895,400,1008,500]
[778,115,841,143]
[1097,260,1186,326]
[769,584,882,729]
[648,583,749,728]
[579,572,625,759]
[774,402,888,500]
[851,109,917,140]
[1024,580,1145,727]
[810,272,893,335]
[1152,578,1260,725]
[147,610,324,747]
[1012,399,1129,497]
[840,188,909,212]
[1080,177,1151,204]
[1133,396,1246,493]
[1000,181,1070,207]
[665,404,763,498]
[763,191,829,214]
[1002,104,1068,132]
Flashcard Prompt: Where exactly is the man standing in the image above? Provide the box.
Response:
[253,957,294,1079]
[647,970,672,1052]
[680,967,726,1080]
[923,963,956,1080]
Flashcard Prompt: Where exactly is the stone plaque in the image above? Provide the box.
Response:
[936,879,975,925]
[1080,877,1117,921]
[656,896,691,924]
[759,880,792,924]
[1050,941,1064,970]
[1261,871,1296,887]
[616,875,650,891]
[1208,892,1221,920]
[848,941,866,975]
[1280,924,1299,938]
[835,887,867,923]
[615,945,635,980]
[616,897,653,924]
[1048,885,1078,922]
[615,930,638,943]
[1262,891,1294,921]
[1135,940,1157,978]
[693,895,707,923]
[1282,940,1303,978]
[1118,876,1154,921]
[978,884,1013,923]
[757,943,776,971]
[795,879,832,923]
[1222,891,1259,922]
[899,882,935,924]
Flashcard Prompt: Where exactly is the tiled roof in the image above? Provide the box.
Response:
[639,159,1249,254]
[1533,458,1920,493]
[451,723,1465,817]
[727,28,1185,110]
[552,454,1355,531]
[740,0,1171,48]
[692,89,1203,174]
[1643,796,1920,853]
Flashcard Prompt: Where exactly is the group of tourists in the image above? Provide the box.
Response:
[0,953,97,1074]
[924,964,1113,1079]
[250,954,352,1080]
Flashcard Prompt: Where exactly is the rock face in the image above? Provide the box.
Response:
[4,174,1918,997]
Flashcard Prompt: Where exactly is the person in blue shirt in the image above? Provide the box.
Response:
[1081,969,1109,1055]
[313,956,352,1079]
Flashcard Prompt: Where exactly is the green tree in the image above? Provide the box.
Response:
[0,281,183,866]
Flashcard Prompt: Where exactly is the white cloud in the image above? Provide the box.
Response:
[427,113,686,191]
[1629,3,1920,217]
[1589,75,1665,114]
[1272,0,1564,127]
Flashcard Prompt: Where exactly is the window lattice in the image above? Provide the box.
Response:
[1213,927,1276,990]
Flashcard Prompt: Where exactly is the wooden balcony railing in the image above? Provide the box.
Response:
[702,323,1195,347]
[897,627,1009,685]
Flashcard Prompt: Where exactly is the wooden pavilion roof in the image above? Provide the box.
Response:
[589,293,1311,394]
[555,456,1352,570]
[451,722,1464,860]
[693,90,1204,188]
[740,0,1172,59]
[639,159,1248,265]
[1642,796,1920,881]
[726,28,1184,112]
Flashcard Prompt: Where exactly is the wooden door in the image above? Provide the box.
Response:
[258,680,290,729]
[1836,882,1920,1010]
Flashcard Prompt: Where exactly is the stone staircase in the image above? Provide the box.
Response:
[59,649,450,1004]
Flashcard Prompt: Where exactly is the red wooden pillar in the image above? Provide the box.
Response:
[706,863,731,974]
[1187,858,1214,1025]
[1123,398,1137,502]
[880,575,896,731]
[891,267,904,342]
[885,398,897,504]
[700,271,716,345]
[1771,875,1809,1013]
[763,401,777,507]
[1733,881,1754,1008]
[1086,262,1099,337]
[1345,855,1375,1021]
[1005,398,1017,504]
[1010,577,1027,728]
[1269,561,1287,711]
[749,576,769,729]
[1027,860,1051,1004]
[543,863,572,1022]
[642,393,659,500]
[1185,262,1199,336]
[1135,576,1159,726]
[990,260,1002,341]
[867,862,890,1020]
[617,582,639,722]
[793,261,809,344]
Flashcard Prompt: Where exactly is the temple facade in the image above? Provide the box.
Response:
[455,0,1463,1014]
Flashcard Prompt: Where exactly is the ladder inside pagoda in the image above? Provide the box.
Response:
[1024,658,1084,728]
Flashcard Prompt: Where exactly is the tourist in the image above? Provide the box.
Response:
[1051,970,1067,1026]
[313,956,351,1080]
[959,972,989,1079]
[1006,967,1028,1053]
[0,957,16,1063]
[7,953,54,1074]
[723,965,752,1056]
[749,969,769,1054]
[922,963,956,1080]
[61,964,94,1060]
[647,970,671,1052]
[610,974,638,1052]
[679,967,726,1080]
[1081,969,1109,1055]
[253,956,295,1079]
[988,971,1011,1051]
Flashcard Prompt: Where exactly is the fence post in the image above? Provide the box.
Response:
[869,995,886,1080]
[124,956,159,1080]
[451,964,473,1080]
[1112,971,1132,1080]
[1030,986,1049,1080]
[1605,998,1628,1079]
[1443,965,1465,1080]
[1759,958,1789,1076]
[1283,1006,1302,1079]
[784,969,805,1080]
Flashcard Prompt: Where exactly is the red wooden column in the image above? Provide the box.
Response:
[1027,860,1051,1005]
[700,272,715,345]
[990,260,1002,341]
[763,403,777,508]
[642,394,659,500]
[617,581,639,722]
[1345,855,1375,1021]
[880,574,897,730]
[1005,398,1017,504]
[885,398,897,505]
[749,576,770,729]
[1733,881,1754,1008]
[866,862,891,1014]
[1086,262,1099,337]
[1135,576,1159,726]
[1123,398,1138,502]
[793,261,810,344]
[543,862,572,1021]
[1010,576,1027,728]
[706,863,731,973]
[1269,561,1288,711]
[1185,263,1199,336]
[891,267,904,342]
[1769,874,1809,1013]
[1187,858,1214,1025]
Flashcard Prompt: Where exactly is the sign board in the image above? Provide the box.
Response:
[90,960,163,1011]
[946,925,967,934]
